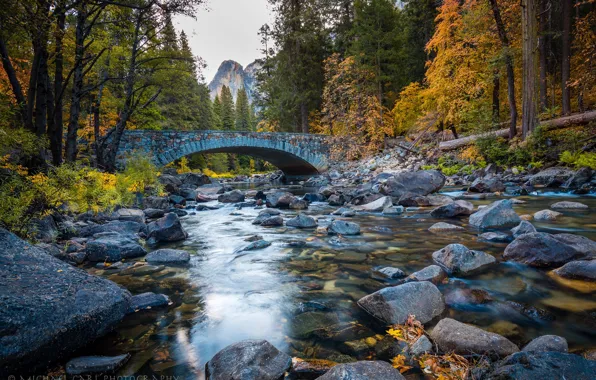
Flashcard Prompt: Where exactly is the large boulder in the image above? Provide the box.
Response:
[483,351,596,379]
[469,177,506,193]
[218,190,245,203]
[145,248,190,265]
[266,191,297,208]
[504,232,595,267]
[562,167,593,189]
[469,200,521,229]
[430,318,519,358]
[179,172,211,188]
[146,213,188,246]
[552,259,596,281]
[0,228,131,376]
[528,167,574,187]
[158,174,182,193]
[430,200,474,218]
[379,170,446,198]
[432,244,496,276]
[286,214,318,229]
[316,360,405,380]
[357,281,445,325]
[328,220,361,235]
[86,234,146,262]
[205,339,292,380]
[353,196,393,212]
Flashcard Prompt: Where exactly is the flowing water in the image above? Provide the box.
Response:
[82,187,596,379]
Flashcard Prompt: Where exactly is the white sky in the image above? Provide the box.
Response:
[175,0,274,83]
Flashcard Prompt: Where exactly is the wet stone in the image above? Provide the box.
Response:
[406,265,446,284]
[66,354,130,376]
[288,312,340,339]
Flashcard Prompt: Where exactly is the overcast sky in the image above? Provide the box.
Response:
[175,0,274,83]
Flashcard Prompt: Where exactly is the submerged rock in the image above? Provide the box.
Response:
[288,312,340,339]
[205,339,292,380]
[430,318,519,358]
[504,232,596,267]
[316,360,405,380]
[483,351,596,379]
[145,248,190,265]
[328,221,361,235]
[469,199,521,230]
[428,222,464,233]
[551,201,589,209]
[432,244,497,275]
[65,354,130,376]
[552,259,596,281]
[0,228,131,376]
[239,240,272,251]
[357,281,445,325]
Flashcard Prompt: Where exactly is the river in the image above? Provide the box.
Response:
[81,186,596,379]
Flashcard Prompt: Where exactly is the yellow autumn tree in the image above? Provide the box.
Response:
[319,54,394,159]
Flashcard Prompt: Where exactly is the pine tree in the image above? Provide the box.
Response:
[212,95,223,129]
[220,85,235,131]
[235,88,252,130]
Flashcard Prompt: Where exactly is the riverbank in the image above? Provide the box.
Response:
[1,161,596,378]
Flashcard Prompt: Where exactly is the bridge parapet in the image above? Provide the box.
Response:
[117,130,330,177]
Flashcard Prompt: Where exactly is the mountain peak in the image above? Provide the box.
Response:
[208,60,259,104]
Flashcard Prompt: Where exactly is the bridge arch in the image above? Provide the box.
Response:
[116,130,330,177]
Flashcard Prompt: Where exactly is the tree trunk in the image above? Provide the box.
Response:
[0,36,32,130]
[65,4,86,162]
[300,102,309,133]
[49,5,65,165]
[522,0,539,138]
[488,0,518,138]
[492,69,500,123]
[34,48,49,136]
[561,0,572,115]
[538,0,548,110]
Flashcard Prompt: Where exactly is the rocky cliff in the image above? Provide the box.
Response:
[208,60,261,104]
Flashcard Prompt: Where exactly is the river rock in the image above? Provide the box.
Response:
[469,177,506,193]
[375,266,406,279]
[428,222,464,233]
[239,240,272,251]
[266,191,296,208]
[522,335,568,353]
[0,228,132,376]
[534,209,563,221]
[158,174,182,193]
[77,220,146,238]
[146,213,188,246]
[86,234,146,262]
[430,200,474,218]
[562,167,593,189]
[289,312,340,339]
[379,170,446,198]
[260,215,284,227]
[129,292,170,312]
[142,196,169,210]
[218,190,245,203]
[479,232,511,243]
[397,193,431,207]
[528,167,575,187]
[111,208,145,224]
[287,214,318,228]
[353,196,393,212]
[430,318,519,358]
[551,201,589,209]
[444,288,492,306]
[503,232,595,267]
[328,220,361,235]
[304,193,326,202]
[409,335,433,356]
[143,208,165,219]
[511,221,537,238]
[406,265,446,284]
[357,281,445,324]
[145,248,190,265]
[290,199,309,210]
[553,259,596,281]
[179,172,211,188]
[316,360,405,380]
[469,199,521,229]
[169,194,186,206]
[483,351,596,379]
[66,354,130,376]
[432,244,497,275]
[328,193,347,206]
[205,339,292,380]
[382,206,404,215]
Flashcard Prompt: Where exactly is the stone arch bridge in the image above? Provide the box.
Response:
[116,130,330,177]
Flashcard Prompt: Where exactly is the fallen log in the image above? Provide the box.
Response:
[439,110,596,151]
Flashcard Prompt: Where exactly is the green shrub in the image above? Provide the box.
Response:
[560,151,596,170]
